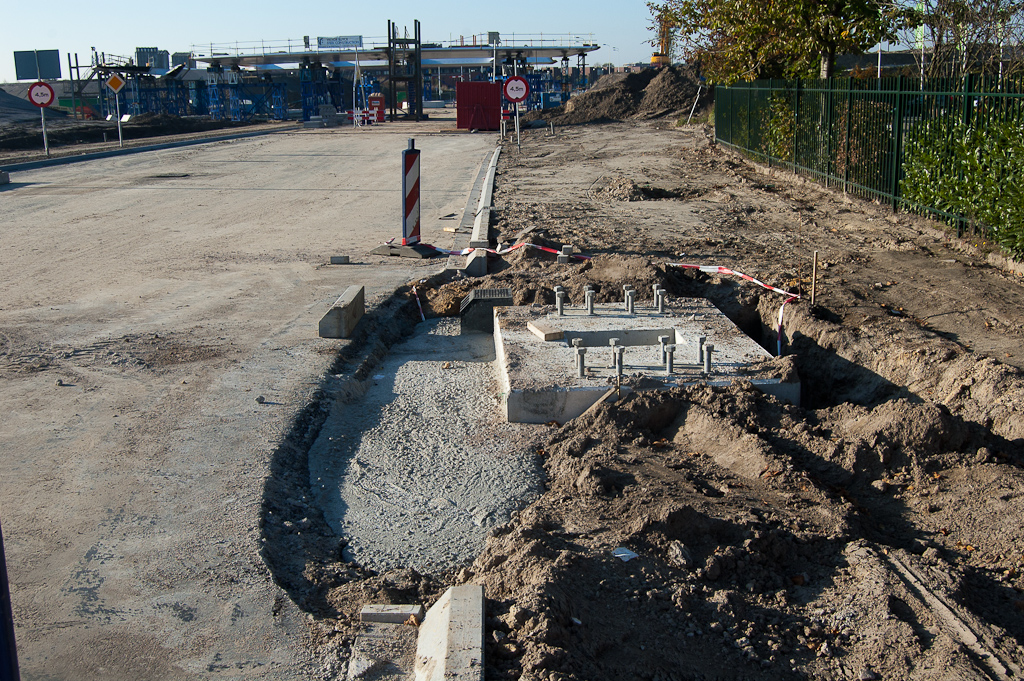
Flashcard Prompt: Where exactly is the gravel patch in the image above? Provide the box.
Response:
[308,317,546,574]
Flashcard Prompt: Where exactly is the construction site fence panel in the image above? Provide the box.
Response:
[714,75,1024,233]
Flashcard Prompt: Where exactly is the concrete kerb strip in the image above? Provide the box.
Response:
[0,128,286,173]
[318,285,365,338]
[444,149,494,272]
[415,585,484,681]
[469,146,501,249]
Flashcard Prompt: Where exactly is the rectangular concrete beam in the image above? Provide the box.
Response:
[527,320,563,341]
[360,603,426,624]
[318,285,365,338]
[415,585,484,681]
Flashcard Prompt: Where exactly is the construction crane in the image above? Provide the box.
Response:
[651,10,679,66]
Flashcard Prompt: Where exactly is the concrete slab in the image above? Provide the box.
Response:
[361,603,426,624]
[415,585,484,681]
[319,285,366,338]
[494,299,800,423]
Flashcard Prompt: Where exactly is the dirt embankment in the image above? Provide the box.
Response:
[287,112,1024,680]
[525,65,707,126]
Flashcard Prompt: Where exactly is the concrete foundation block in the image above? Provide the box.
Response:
[318,285,365,338]
[0,170,9,185]
[415,585,484,681]
[464,248,488,277]
[360,603,426,624]
[330,255,350,265]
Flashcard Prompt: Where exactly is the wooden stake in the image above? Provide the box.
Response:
[811,251,819,306]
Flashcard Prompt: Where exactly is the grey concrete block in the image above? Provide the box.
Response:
[469,207,491,249]
[415,585,484,681]
[318,285,365,338]
[464,248,488,277]
[360,603,425,624]
[0,171,9,185]
[330,255,351,264]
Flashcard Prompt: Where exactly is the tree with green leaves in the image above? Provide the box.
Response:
[650,0,905,81]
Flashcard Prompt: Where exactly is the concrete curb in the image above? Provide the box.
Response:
[469,147,501,249]
[0,128,285,173]
[415,585,484,681]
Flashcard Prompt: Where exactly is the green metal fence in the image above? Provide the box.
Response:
[715,76,1024,218]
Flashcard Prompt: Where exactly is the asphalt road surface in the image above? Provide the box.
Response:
[0,125,492,680]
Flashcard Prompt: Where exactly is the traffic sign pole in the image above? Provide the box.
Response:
[105,75,126,148]
[40,107,48,157]
[28,82,56,157]
[503,76,530,151]
[115,95,123,148]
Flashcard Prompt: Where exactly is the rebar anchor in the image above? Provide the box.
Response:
[554,286,566,316]
[572,338,587,378]
[703,344,715,374]
[665,344,676,375]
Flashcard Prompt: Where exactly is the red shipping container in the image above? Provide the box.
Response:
[456,81,501,131]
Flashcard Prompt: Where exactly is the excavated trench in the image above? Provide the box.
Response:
[257,257,1024,679]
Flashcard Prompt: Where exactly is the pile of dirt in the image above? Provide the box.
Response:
[528,66,703,126]
[0,85,63,125]
[0,113,252,152]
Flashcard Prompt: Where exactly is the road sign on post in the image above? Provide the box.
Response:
[27,81,55,157]
[503,77,530,150]
[402,138,421,246]
[27,82,54,108]
[106,75,126,148]
[502,76,529,103]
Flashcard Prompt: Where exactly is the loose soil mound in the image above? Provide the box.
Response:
[0,112,253,152]
[0,85,64,125]
[527,66,704,125]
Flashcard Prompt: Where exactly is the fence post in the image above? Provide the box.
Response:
[825,78,834,185]
[844,77,853,193]
[890,75,906,210]
[961,72,975,128]
[766,79,772,168]
[793,80,801,169]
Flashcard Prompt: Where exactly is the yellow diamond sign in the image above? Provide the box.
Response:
[106,74,125,93]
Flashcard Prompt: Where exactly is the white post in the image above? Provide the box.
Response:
[115,93,123,148]
[40,106,49,157]
[515,101,521,150]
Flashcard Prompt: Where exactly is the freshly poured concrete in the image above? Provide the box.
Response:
[495,299,800,423]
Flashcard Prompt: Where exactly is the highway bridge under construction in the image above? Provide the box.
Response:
[70,21,600,122]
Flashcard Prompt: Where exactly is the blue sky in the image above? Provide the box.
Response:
[1,0,655,83]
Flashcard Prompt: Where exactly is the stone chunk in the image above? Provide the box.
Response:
[360,603,426,624]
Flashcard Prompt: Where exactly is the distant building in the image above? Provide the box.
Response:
[171,52,196,69]
[135,47,170,70]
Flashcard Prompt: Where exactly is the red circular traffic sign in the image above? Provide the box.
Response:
[28,81,55,108]
[503,76,530,103]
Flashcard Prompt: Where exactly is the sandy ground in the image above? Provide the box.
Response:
[0,124,492,680]
[293,118,1024,681]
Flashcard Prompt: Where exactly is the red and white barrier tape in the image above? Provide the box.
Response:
[410,285,426,321]
[668,263,802,357]
[414,242,591,260]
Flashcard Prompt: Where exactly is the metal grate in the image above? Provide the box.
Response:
[460,288,513,314]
